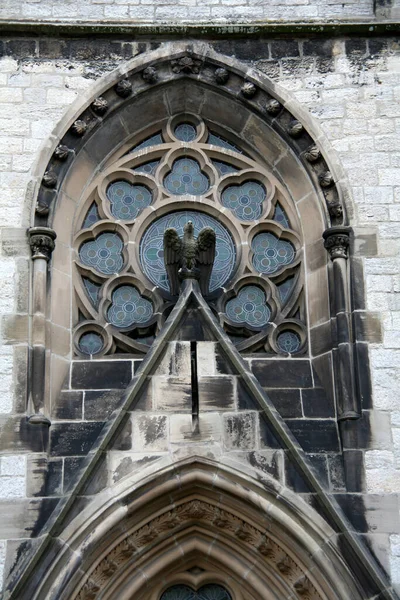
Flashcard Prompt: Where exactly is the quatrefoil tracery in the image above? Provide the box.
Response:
[74,115,304,356]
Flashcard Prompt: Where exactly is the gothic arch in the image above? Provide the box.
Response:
[26,43,360,422]
[25,458,364,600]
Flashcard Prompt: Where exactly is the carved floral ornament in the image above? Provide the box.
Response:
[37,52,344,227]
[72,114,306,357]
[75,499,322,600]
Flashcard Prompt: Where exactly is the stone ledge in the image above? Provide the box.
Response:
[0,20,398,39]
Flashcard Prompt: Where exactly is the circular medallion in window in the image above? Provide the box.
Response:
[139,211,236,293]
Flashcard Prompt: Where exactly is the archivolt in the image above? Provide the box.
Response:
[35,458,363,600]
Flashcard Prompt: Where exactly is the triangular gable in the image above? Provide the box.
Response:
[5,279,396,599]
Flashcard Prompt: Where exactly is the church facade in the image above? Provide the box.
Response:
[0,2,400,599]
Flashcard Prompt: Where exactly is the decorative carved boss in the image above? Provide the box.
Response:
[73,115,306,357]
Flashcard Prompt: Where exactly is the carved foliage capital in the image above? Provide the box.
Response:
[323,227,351,260]
[28,227,57,261]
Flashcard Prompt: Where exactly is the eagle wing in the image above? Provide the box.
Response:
[196,227,216,296]
[163,228,182,296]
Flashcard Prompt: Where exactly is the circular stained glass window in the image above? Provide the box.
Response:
[78,332,103,355]
[140,211,236,293]
[277,330,301,353]
[174,123,197,142]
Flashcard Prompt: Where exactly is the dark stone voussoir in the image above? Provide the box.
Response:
[71,360,133,390]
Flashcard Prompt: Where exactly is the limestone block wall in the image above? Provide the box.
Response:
[0,0,382,23]
[0,33,399,592]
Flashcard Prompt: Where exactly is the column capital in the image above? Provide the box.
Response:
[28,227,57,261]
[323,226,352,260]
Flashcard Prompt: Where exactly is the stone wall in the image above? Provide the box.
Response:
[0,0,382,23]
[0,31,399,593]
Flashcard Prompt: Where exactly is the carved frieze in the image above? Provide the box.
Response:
[75,499,321,600]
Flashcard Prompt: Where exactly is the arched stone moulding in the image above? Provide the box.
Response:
[25,42,357,418]
[28,458,364,600]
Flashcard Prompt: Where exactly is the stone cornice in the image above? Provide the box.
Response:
[0,19,398,38]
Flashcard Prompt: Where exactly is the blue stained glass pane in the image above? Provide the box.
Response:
[174,123,197,142]
[135,160,160,176]
[212,161,238,177]
[277,276,295,304]
[161,585,232,600]
[83,202,100,228]
[79,232,124,275]
[222,180,266,221]
[277,330,301,353]
[226,285,271,328]
[79,332,103,355]
[252,232,295,274]
[83,278,101,308]
[140,211,236,293]
[107,285,153,328]
[164,158,209,195]
[207,133,242,154]
[131,133,163,152]
[273,202,290,228]
[107,180,152,220]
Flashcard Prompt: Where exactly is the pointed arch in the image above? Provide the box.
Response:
[23,458,364,600]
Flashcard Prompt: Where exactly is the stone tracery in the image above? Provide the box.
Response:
[73,114,305,356]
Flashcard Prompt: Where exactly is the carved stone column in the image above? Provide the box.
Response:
[28,227,56,425]
[323,227,359,420]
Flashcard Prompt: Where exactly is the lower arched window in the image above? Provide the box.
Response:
[160,584,232,599]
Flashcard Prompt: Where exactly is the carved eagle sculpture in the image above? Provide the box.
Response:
[163,221,216,296]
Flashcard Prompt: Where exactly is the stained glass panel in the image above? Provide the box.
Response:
[135,161,160,176]
[212,161,238,177]
[277,330,301,353]
[252,232,295,274]
[164,158,209,195]
[131,133,163,152]
[107,285,153,328]
[273,202,290,228]
[160,584,232,600]
[207,132,242,154]
[140,211,236,293]
[79,232,124,275]
[225,285,271,327]
[107,180,152,220]
[79,332,103,355]
[83,278,101,308]
[83,202,100,228]
[221,180,266,221]
[174,123,197,142]
[277,276,295,304]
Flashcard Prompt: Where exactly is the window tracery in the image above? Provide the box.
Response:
[73,114,306,357]
[160,584,232,600]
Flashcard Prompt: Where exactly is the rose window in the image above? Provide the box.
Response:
[73,114,305,357]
